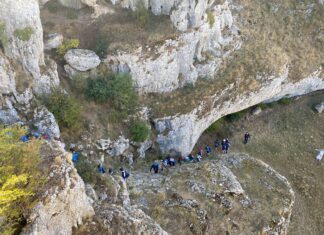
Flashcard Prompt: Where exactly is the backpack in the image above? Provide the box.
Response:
[125,171,130,178]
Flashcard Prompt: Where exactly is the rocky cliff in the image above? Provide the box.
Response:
[21,140,94,235]
[0,0,59,94]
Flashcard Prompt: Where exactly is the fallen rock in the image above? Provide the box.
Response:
[314,101,324,113]
[251,106,262,115]
[64,49,101,72]
[44,33,63,50]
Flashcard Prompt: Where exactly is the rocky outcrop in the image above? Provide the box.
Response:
[155,68,324,155]
[105,1,239,93]
[127,154,295,235]
[32,106,61,138]
[0,54,16,94]
[0,0,59,94]
[111,0,215,31]
[96,136,130,157]
[65,49,101,72]
[21,140,94,235]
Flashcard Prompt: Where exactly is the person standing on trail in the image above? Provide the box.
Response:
[150,160,160,174]
[244,132,251,144]
[205,145,212,156]
[120,168,130,182]
[214,140,220,152]
[198,148,203,157]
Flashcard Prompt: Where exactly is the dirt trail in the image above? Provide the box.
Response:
[196,91,324,235]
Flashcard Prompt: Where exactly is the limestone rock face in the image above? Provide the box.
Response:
[97,136,130,157]
[65,49,101,72]
[0,0,59,94]
[44,33,64,50]
[0,54,16,94]
[105,2,238,93]
[32,106,61,138]
[111,0,214,31]
[127,154,295,235]
[58,0,84,9]
[21,141,95,235]
[0,97,21,125]
[155,69,324,155]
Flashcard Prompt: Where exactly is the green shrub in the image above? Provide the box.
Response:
[0,126,46,234]
[135,0,150,28]
[278,97,291,105]
[130,121,150,142]
[207,11,215,28]
[85,77,110,103]
[226,109,248,122]
[42,89,82,130]
[94,38,108,59]
[14,27,34,41]
[57,39,80,56]
[85,73,139,113]
[206,117,226,133]
[75,155,97,184]
[0,22,8,48]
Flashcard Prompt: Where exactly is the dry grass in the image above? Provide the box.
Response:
[198,91,324,235]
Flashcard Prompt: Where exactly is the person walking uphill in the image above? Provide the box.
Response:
[150,161,160,174]
[120,168,130,182]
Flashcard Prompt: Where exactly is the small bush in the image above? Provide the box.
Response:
[206,117,226,133]
[57,39,80,56]
[130,121,150,142]
[42,89,82,131]
[0,22,8,48]
[226,109,248,122]
[94,38,108,59]
[278,97,291,105]
[14,27,34,41]
[135,1,150,28]
[207,11,215,28]
[75,155,97,184]
[85,77,110,103]
[85,73,139,113]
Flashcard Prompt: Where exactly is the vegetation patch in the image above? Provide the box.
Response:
[93,38,109,59]
[130,120,150,142]
[42,89,82,131]
[134,1,151,28]
[0,22,8,48]
[207,11,215,28]
[57,39,80,56]
[0,126,46,234]
[14,27,34,41]
[85,73,139,113]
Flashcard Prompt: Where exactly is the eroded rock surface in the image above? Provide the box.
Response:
[127,154,295,235]
[65,49,101,72]
[21,140,94,235]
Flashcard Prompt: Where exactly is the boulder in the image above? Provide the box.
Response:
[251,106,262,115]
[32,106,61,138]
[64,49,101,72]
[315,101,324,113]
[44,33,63,50]
[96,136,130,157]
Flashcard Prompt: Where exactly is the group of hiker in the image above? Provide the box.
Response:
[69,144,130,181]
[20,129,51,142]
[150,132,252,174]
